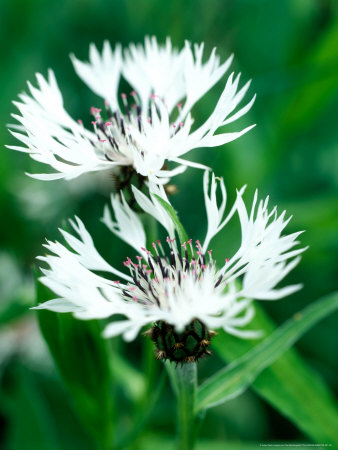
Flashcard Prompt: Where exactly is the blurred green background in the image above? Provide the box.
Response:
[0,0,337,448]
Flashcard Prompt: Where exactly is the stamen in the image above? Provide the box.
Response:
[152,242,159,256]
[120,238,223,310]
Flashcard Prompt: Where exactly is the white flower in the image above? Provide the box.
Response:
[123,36,186,114]
[8,37,255,183]
[34,172,306,347]
[71,41,122,111]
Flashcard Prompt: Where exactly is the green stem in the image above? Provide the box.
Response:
[175,362,198,450]
[142,214,160,399]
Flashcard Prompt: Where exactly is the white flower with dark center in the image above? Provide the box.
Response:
[34,172,306,363]
[8,37,255,184]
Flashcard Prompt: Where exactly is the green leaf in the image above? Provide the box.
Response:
[0,364,61,450]
[196,292,338,445]
[213,297,338,445]
[111,352,146,401]
[115,369,167,450]
[153,194,189,245]
[35,271,114,449]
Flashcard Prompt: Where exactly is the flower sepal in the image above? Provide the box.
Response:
[144,319,217,364]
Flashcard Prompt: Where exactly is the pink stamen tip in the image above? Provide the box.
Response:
[141,247,151,255]
[179,122,184,126]
[191,260,196,265]
[202,265,207,269]
[164,277,169,282]
[77,119,83,124]
[129,286,135,291]
[182,242,187,248]
[147,118,151,123]
[173,124,176,128]
[99,139,106,143]
[156,240,161,244]
[150,93,156,99]
[208,249,213,254]
[154,278,159,283]
[177,103,182,108]
[197,251,202,255]
[105,122,112,126]
[133,296,138,301]
[113,280,120,284]
[187,239,192,244]
[90,107,101,115]
[136,256,142,261]
[146,270,152,274]
[225,258,230,263]
[166,236,170,243]
[152,242,157,248]
[104,100,109,106]
[91,121,97,125]
[121,93,127,99]
[130,91,136,96]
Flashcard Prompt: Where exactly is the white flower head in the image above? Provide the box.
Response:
[34,172,306,363]
[8,37,255,184]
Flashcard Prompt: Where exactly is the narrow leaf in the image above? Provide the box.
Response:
[212,294,338,445]
[197,291,338,447]
[35,270,114,447]
[153,194,189,245]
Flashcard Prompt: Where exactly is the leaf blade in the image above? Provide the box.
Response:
[35,270,115,448]
[153,194,189,245]
[196,292,338,445]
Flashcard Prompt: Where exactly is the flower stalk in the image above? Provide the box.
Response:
[175,362,198,450]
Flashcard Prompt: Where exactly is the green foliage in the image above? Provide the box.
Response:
[154,194,189,246]
[35,273,114,449]
[212,295,338,445]
[1,364,61,450]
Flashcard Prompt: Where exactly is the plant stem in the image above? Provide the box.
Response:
[142,213,160,400]
[175,362,198,450]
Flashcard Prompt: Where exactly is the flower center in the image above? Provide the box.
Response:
[87,92,142,164]
[121,238,225,308]
[78,92,185,168]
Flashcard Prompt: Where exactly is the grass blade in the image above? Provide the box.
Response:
[196,291,338,447]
